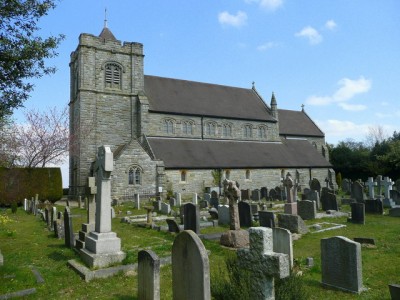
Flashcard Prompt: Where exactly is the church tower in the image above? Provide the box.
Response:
[69,23,145,198]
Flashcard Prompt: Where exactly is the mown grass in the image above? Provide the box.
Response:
[0,201,399,299]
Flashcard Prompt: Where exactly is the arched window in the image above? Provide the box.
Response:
[245,169,251,180]
[181,170,187,182]
[182,121,193,135]
[258,126,267,138]
[128,166,142,185]
[206,122,216,136]
[105,63,121,89]
[164,119,175,134]
[243,125,252,138]
[222,124,232,137]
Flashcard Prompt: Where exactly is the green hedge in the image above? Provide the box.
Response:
[0,167,63,205]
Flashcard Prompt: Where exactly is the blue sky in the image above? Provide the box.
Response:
[12,0,400,185]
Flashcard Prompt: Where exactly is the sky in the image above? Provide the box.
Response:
[11,0,400,186]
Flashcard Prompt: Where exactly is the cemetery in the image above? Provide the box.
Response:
[1,173,400,299]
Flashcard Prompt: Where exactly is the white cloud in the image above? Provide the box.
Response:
[245,0,283,11]
[295,26,322,45]
[218,11,247,28]
[306,76,372,110]
[338,103,367,111]
[257,41,279,51]
[325,20,337,30]
[315,119,371,143]
[375,112,392,118]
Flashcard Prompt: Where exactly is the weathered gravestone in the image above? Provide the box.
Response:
[134,194,140,209]
[376,175,384,198]
[138,250,160,300]
[237,227,290,300]
[241,189,250,200]
[210,191,219,209]
[298,200,316,220]
[208,208,218,220]
[320,191,338,211]
[260,187,268,200]
[174,192,182,207]
[275,186,283,200]
[44,207,50,228]
[277,214,308,234]
[203,193,211,202]
[365,177,377,199]
[217,205,229,225]
[169,197,177,207]
[54,219,64,239]
[80,145,125,268]
[64,207,74,248]
[192,193,198,205]
[252,189,261,201]
[50,207,57,231]
[342,179,352,194]
[310,178,321,195]
[364,199,383,214]
[389,207,400,217]
[383,177,395,208]
[389,284,400,300]
[269,188,277,201]
[172,230,211,300]
[259,211,275,228]
[283,173,297,215]
[348,203,365,224]
[238,201,252,227]
[199,200,208,209]
[183,203,200,234]
[390,190,400,205]
[160,202,171,215]
[166,219,181,233]
[351,181,365,203]
[273,227,293,269]
[321,236,364,293]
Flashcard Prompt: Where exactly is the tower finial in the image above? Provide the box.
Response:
[104,8,108,28]
[301,104,305,111]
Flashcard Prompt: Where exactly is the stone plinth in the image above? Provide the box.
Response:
[220,230,249,248]
[284,202,297,215]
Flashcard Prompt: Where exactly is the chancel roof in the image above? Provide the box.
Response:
[144,75,276,122]
[278,109,324,137]
[146,137,331,169]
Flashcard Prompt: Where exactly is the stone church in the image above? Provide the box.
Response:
[69,25,335,200]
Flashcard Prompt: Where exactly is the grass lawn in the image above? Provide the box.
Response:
[0,202,399,299]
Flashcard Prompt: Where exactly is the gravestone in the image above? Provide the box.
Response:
[192,193,198,205]
[237,227,290,300]
[251,189,261,201]
[238,201,252,227]
[80,145,125,268]
[365,177,376,199]
[160,202,171,215]
[321,192,338,211]
[134,194,140,209]
[269,189,277,200]
[241,189,250,200]
[44,207,50,228]
[390,189,400,205]
[310,178,321,195]
[298,200,316,220]
[183,203,200,234]
[283,173,297,215]
[54,219,64,239]
[383,177,395,208]
[273,227,293,269]
[138,250,160,300]
[23,198,28,211]
[389,207,400,217]
[275,186,283,200]
[210,191,219,209]
[78,196,82,209]
[172,230,211,300]
[342,179,352,194]
[217,205,229,225]
[153,200,162,212]
[174,192,182,207]
[203,193,211,202]
[364,199,383,214]
[376,175,384,198]
[259,211,275,228]
[250,203,259,215]
[199,200,208,209]
[260,187,268,199]
[307,190,320,210]
[351,181,365,203]
[166,219,181,233]
[389,284,400,300]
[348,203,365,224]
[277,213,308,234]
[321,236,363,293]
[64,207,74,248]
[169,197,176,207]
[208,208,218,219]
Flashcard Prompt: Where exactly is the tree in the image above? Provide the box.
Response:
[0,115,20,167]
[3,106,68,167]
[0,0,64,118]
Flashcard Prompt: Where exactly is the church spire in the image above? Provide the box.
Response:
[270,92,278,120]
[99,8,117,41]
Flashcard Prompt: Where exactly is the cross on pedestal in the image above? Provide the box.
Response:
[283,173,294,203]
[376,175,383,198]
[237,227,290,300]
[365,177,377,199]
[223,179,241,230]
[382,177,394,199]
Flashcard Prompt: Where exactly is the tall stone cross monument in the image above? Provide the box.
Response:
[283,173,297,215]
[80,145,126,268]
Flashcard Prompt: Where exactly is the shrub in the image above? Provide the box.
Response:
[275,272,310,300]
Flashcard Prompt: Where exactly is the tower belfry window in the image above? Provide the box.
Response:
[105,63,121,89]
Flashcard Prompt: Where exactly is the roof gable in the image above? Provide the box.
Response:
[278,109,324,137]
[144,75,275,121]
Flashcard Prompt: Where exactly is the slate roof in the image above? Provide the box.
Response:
[278,109,324,137]
[144,75,275,122]
[99,27,117,41]
[147,137,331,169]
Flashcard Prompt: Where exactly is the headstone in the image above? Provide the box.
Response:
[283,173,297,215]
[50,207,57,230]
[321,236,363,293]
[310,178,321,195]
[23,198,28,211]
[365,177,377,199]
[348,203,365,224]
[237,227,290,300]
[153,200,162,212]
[138,250,160,300]
[259,211,275,228]
[390,190,400,205]
[134,194,140,209]
[389,284,400,300]
[298,200,316,220]
[169,197,177,207]
[275,186,283,200]
[364,199,383,214]
[183,203,200,234]
[351,181,365,203]
[342,179,352,194]
[172,230,211,300]
[166,219,181,233]
[175,192,182,207]
[241,189,249,200]
[80,145,125,268]
[203,193,211,202]
[250,203,259,215]
[208,208,218,220]
[160,202,171,215]
[199,200,208,209]
[251,189,261,201]
[145,206,154,225]
[238,201,252,227]
[307,190,320,210]
[389,207,400,217]
[78,196,82,209]
[111,207,116,218]
[192,193,198,205]
[54,219,64,239]
[64,207,74,248]
[277,213,308,234]
[383,176,394,199]
[268,188,277,200]
[217,205,230,225]
[273,227,293,269]
[260,187,268,199]
[321,192,338,211]
[44,207,50,228]
[376,175,384,198]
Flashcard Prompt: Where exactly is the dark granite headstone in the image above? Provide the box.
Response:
[364,199,383,214]
[166,219,181,233]
[63,207,74,248]
[321,192,338,211]
[238,201,252,227]
[390,189,400,205]
[298,200,316,220]
[258,211,275,228]
[183,203,200,234]
[351,181,365,203]
[348,203,365,224]
[268,189,277,200]
[310,178,321,194]
[260,187,268,199]
[251,189,261,201]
